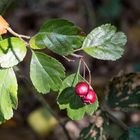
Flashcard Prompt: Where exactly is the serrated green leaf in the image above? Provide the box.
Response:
[118,127,140,140]
[57,74,99,120]
[0,37,27,68]
[82,24,127,60]
[0,68,18,123]
[30,51,65,94]
[106,73,140,111]
[29,19,84,56]
[39,19,81,35]
[58,87,85,120]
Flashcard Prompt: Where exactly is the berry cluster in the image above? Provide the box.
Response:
[75,82,96,104]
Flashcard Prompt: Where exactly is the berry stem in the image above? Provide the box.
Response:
[71,53,83,59]
[71,53,91,85]
[71,58,82,86]
[83,62,86,79]
[82,59,91,85]
[63,56,75,62]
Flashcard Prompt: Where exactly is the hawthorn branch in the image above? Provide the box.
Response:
[19,76,72,140]
[7,27,31,39]
[36,93,72,140]
[105,110,128,131]
[35,93,58,119]
[102,107,129,131]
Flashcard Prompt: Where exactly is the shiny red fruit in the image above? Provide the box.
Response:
[75,82,89,97]
[82,89,96,104]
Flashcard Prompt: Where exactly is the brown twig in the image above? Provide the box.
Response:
[7,27,30,45]
[36,93,72,140]
[19,76,72,140]
[105,110,128,131]
[102,107,129,131]
[7,27,31,39]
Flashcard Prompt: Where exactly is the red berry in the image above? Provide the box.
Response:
[75,82,89,97]
[82,89,96,104]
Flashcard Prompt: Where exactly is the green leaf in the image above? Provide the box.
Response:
[39,19,81,35]
[82,24,127,60]
[0,68,18,123]
[29,19,84,56]
[30,51,65,94]
[106,73,140,111]
[57,74,99,120]
[0,37,27,68]
[78,112,109,140]
[118,127,140,140]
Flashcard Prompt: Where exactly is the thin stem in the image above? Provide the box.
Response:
[73,47,83,52]
[82,59,91,85]
[36,93,72,140]
[83,62,86,79]
[7,27,31,39]
[19,76,71,140]
[35,93,58,119]
[71,53,91,85]
[102,107,128,131]
[71,58,82,86]
[84,124,95,139]
[71,53,83,58]
[63,56,75,62]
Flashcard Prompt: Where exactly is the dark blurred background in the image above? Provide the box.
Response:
[0,0,140,140]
